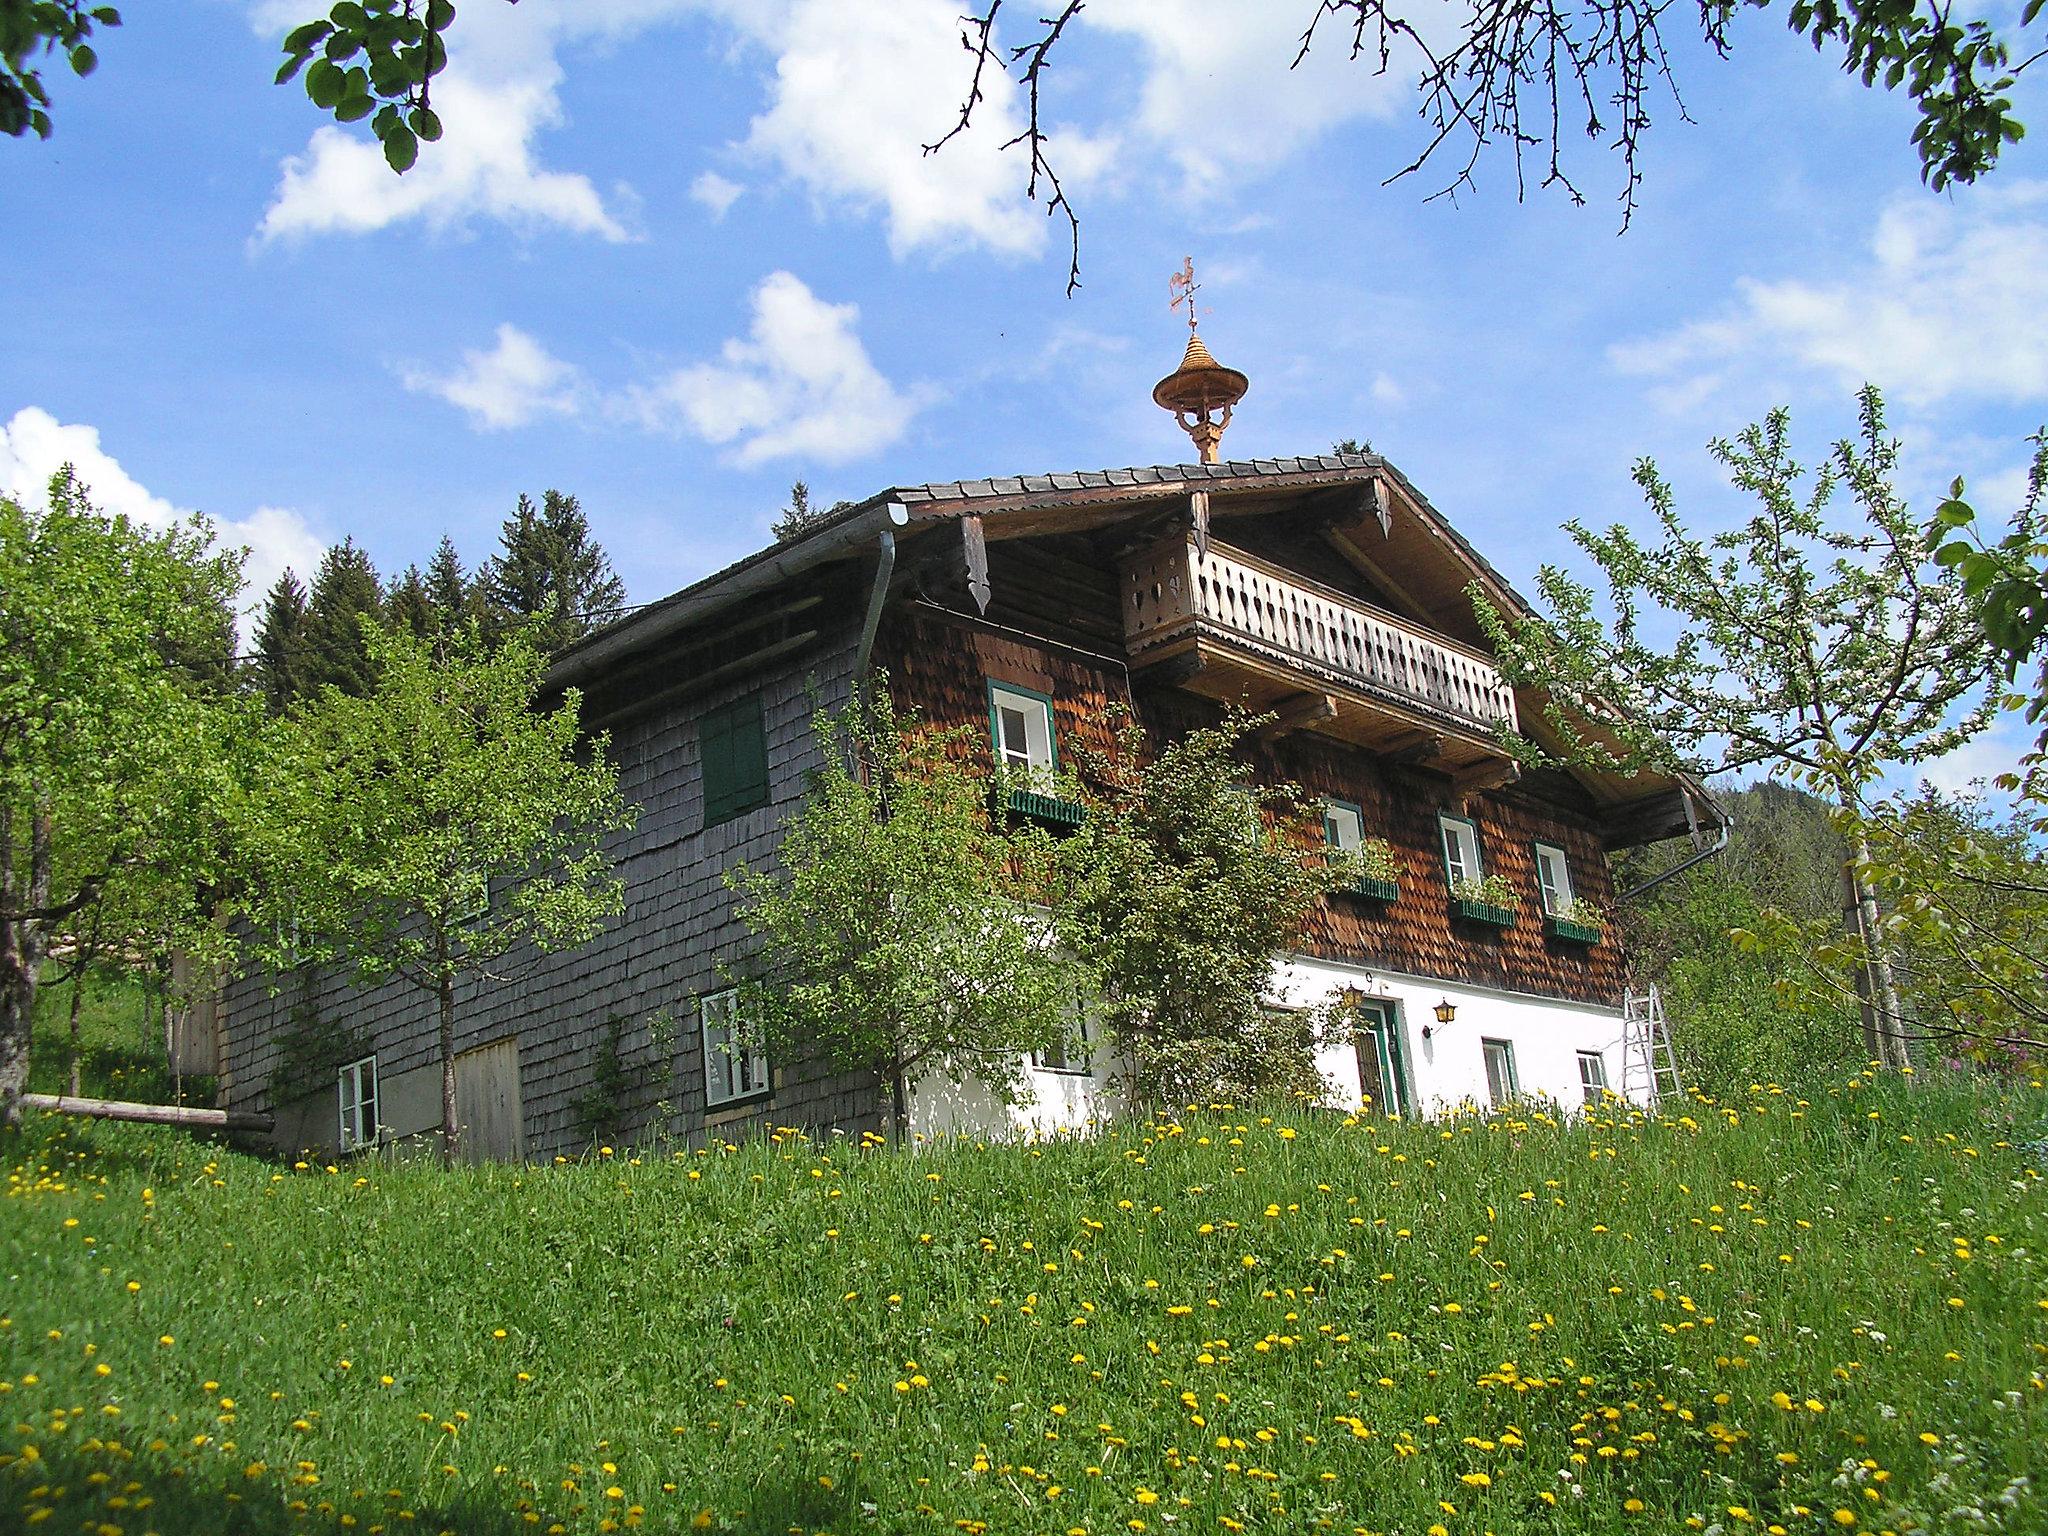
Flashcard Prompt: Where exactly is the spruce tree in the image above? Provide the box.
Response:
[425,534,472,632]
[253,569,311,713]
[478,490,625,653]
[302,538,384,698]
[771,481,844,542]
[386,563,434,639]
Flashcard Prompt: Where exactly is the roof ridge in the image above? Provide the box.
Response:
[895,450,1384,503]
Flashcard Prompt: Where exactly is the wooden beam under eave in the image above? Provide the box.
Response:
[1378,729,1445,765]
[1254,691,1338,742]
[1320,526,1438,626]
[1132,648,1208,690]
[1451,758,1523,797]
[583,630,821,729]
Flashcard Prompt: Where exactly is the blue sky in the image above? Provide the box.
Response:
[3,0,2045,776]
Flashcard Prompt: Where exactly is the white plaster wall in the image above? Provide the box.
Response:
[909,954,1634,1140]
[910,1058,1121,1139]
[1270,955,1635,1115]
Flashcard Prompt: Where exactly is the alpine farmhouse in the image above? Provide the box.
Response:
[212,333,1721,1160]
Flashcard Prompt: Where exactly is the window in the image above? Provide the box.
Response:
[988,682,1056,786]
[1324,799,1365,852]
[701,989,770,1107]
[699,694,770,827]
[1480,1037,1518,1108]
[1577,1050,1610,1107]
[1440,813,1482,889]
[1034,984,1097,1074]
[1533,842,1575,916]
[338,1056,378,1150]
[1353,999,1409,1116]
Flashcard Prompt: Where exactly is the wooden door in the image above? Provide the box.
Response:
[455,1037,525,1163]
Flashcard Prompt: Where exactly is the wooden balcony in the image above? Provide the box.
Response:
[1120,533,1520,773]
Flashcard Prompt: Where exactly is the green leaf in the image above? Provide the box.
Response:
[331,2,370,28]
[427,0,456,28]
[283,20,333,51]
[382,124,418,173]
[306,59,346,109]
[409,105,443,142]
[69,45,97,77]
[335,93,376,123]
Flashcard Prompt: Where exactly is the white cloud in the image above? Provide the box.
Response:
[254,1,641,243]
[1612,182,2048,411]
[621,271,919,464]
[1080,0,1419,188]
[690,170,744,220]
[400,324,585,431]
[0,408,325,639]
[1910,716,2036,797]
[727,0,1060,259]
[1370,371,1405,407]
[248,0,1431,258]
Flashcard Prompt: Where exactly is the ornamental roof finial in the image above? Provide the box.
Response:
[1153,257,1248,464]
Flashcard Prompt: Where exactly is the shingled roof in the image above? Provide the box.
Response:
[890,451,1384,507]
[549,448,1533,685]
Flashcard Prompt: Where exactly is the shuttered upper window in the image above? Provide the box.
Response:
[1439,813,1482,888]
[988,682,1057,786]
[699,694,770,827]
[1533,841,1575,915]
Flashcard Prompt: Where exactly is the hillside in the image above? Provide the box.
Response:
[3,1074,2045,1536]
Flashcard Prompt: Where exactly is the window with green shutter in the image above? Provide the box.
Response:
[699,694,769,827]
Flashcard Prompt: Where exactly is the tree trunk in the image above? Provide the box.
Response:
[0,803,54,1129]
[889,1058,909,1146]
[438,969,459,1167]
[0,963,32,1128]
[66,965,86,1099]
[1843,840,1911,1072]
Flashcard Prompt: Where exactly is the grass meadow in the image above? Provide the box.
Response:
[2,1071,2044,1536]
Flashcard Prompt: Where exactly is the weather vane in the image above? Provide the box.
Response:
[1169,256,1201,335]
[1153,256,1247,464]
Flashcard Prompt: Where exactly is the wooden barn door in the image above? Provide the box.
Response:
[455,1038,525,1163]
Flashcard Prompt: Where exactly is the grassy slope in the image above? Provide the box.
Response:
[25,969,188,1103]
[2,1075,2045,1536]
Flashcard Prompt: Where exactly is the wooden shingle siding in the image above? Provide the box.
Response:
[218,621,889,1161]
[876,606,1624,1010]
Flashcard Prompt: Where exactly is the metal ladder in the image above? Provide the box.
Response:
[1620,983,1685,1111]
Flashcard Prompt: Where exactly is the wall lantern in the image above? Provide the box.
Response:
[1337,984,1366,1012]
[1423,997,1457,1039]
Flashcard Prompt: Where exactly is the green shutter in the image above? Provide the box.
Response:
[700,694,770,826]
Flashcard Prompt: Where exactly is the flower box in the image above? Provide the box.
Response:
[1350,875,1400,902]
[1004,786,1085,829]
[1545,914,1603,944]
[1453,897,1516,927]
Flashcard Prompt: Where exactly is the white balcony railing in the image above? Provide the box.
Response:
[1121,534,1518,736]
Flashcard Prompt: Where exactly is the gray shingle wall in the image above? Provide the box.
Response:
[219,625,888,1160]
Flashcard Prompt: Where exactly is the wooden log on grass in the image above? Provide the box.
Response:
[23,1093,273,1134]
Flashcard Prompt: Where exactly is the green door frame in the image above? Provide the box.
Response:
[1353,998,1410,1116]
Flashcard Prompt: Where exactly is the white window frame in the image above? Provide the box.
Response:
[338,1055,378,1151]
[1533,841,1576,916]
[1033,984,1098,1075]
[1577,1049,1609,1106]
[1480,1037,1518,1108]
[701,989,770,1107]
[1440,813,1482,889]
[989,683,1056,786]
[1324,799,1365,853]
